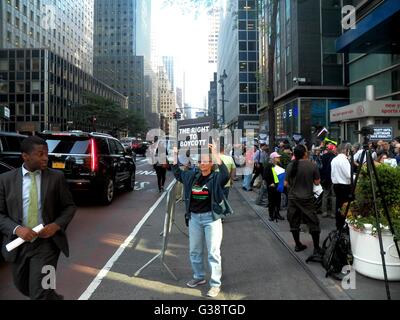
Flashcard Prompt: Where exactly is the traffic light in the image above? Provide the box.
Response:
[173,112,181,120]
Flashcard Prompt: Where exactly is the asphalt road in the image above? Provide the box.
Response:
[0,156,173,300]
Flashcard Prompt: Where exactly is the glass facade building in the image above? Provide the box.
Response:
[335,0,400,142]
[0,48,127,134]
[93,0,145,115]
[218,0,259,132]
[259,0,349,146]
[0,0,94,74]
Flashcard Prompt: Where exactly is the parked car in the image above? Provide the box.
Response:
[0,132,28,168]
[39,131,136,205]
[0,161,15,263]
[129,138,148,156]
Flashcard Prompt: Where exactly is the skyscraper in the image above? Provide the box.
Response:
[0,0,94,74]
[218,0,259,132]
[208,6,220,65]
[136,0,152,60]
[94,0,145,114]
[258,0,349,146]
[162,56,175,92]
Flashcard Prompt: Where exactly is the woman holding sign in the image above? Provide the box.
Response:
[172,144,230,298]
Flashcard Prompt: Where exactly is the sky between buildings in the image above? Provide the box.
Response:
[152,0,214,112]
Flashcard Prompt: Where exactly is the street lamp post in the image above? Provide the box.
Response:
[218,69,228,126]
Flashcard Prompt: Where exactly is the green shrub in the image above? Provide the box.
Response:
[348,164,400,239]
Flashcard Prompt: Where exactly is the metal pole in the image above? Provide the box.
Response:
[222,81,225,125]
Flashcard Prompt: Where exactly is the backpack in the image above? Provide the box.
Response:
[321,225,353,276]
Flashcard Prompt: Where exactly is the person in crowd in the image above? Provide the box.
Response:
[310,147,323,170]
[263,152,285,222]
[278,144,292,208]
[390,137,400,158]
[374,150,389,166]
[331,143,352,230]
[278,144,292,170]
[395,143,400,165]
[219,142,236,199]
[242,144,254,191]
[172,144,229,298]
[150,136,168,193]
[250,142,267,188]
[320,144,337,218]
[285,145,323,261]
[0,136,76,300]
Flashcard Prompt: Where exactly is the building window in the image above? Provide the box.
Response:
[31,81,40,92]
[31,103,40,115]
[16,103,25,115]
[16,82,25,93]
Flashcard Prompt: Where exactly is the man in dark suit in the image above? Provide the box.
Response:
[0,136,76,300]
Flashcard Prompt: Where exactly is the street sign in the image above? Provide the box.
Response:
[370,127,393,141]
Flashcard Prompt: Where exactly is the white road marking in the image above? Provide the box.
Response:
[134,181,150,191]
[78,180,175,300]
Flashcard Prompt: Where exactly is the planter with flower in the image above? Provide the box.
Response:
[345,164,400,281]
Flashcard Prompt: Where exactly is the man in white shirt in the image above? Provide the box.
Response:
[331,143,352,230]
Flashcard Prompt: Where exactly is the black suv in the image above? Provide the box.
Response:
[0,161,14,263]
[0,132,28,168]
[39,131,136,205]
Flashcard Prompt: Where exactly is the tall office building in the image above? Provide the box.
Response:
[162,56,175,92]
[0,48,127,134]
[0,0,94,74]
[258,0,349,145]
[94,0,145,114]
[208,6,220,65]
[158,66,176,134]
[333,0,400,142]
[136,0,151,60]
[218,0,259,132]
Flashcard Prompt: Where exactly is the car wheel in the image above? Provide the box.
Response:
[101,177,114,205]
[125,171,135,191]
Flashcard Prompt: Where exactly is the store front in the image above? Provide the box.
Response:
[274,98,348,146]
[330,100,400,143]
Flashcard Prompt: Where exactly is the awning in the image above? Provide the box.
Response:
[336,0,400,54]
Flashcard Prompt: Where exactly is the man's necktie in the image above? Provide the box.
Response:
[27,172,39,229]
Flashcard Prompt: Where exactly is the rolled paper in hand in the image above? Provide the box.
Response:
[6,224,44,252]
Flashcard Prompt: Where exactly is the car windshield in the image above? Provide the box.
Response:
[46,137,90,154]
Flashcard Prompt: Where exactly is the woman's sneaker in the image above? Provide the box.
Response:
[206,287,221,298]
[186,279,206,288]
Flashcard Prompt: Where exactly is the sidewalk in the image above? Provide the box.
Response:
[88,183,335,300]
[87,179,399,300]
[237,182,400,300]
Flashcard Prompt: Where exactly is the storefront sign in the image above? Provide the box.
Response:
[370,127,393,141]
[243,121,260,129]
[330,100,400,122]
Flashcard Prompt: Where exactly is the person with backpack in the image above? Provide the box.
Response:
[172,144,230,298]
[285,145,323,262]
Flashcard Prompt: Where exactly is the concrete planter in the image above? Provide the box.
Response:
[349,224,400,281]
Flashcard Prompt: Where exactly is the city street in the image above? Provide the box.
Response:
[0,156,173,300]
